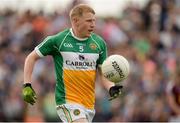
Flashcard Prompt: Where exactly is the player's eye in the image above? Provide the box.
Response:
[86,19,95,22]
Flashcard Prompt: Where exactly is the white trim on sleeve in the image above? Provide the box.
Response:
[35,47,44,57]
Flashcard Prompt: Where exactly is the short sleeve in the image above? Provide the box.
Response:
[97,40,108,66]
[35,36,56,57]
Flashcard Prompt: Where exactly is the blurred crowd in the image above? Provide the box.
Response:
[0,0,180,122]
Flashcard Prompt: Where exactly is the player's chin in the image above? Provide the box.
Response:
[85,34,90,38]
[86,32,92,37]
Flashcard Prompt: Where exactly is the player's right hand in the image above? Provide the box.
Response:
[22,83,37,105]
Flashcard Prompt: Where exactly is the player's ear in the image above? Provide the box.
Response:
[72,17,79,24]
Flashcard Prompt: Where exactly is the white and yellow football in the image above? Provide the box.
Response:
[101,55,130,83]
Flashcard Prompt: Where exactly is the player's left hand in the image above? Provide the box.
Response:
[108,85,123,101]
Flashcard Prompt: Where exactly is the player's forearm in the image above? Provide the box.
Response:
[24,51,40,83]
[99,67,114,90]
[101,76,114,90]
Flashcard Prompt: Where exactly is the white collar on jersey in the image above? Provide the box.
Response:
[70,28,88,41]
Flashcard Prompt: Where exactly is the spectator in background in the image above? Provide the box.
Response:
[167,66,180,122]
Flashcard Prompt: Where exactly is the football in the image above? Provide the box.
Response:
[101,55,130,83]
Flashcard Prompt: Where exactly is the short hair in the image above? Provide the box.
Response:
[69,4,95,20]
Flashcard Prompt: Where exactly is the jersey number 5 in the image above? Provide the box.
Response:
[79,46,84,52]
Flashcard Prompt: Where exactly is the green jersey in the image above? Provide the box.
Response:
[35,28,107,109]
